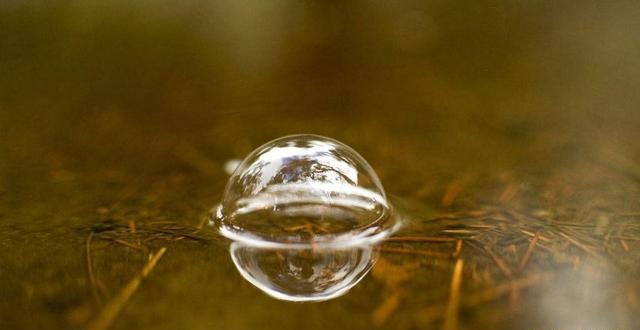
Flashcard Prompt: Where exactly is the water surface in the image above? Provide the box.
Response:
[1,1,640,329]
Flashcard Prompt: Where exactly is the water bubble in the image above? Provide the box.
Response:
[223,158,242,175]
[213,134,400,248]
[212,135,403,301]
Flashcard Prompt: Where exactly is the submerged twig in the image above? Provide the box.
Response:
[420,272,551,324]
[452,240,463,258]
[110,238,146,251]
[87,247,167,330]
[377,246,452,259]
[147,228,209,242]
[385,236,456,243]
[498,183,519,204]
[442,180,463,207]
[481,244,513,278]
[128,220,140,247]
[85,233,102,307]
[372,293,401,327]
[620,239,630,252]
[557,231,604,261]
[517,231,540,273]
[464,272,550,306]
[442,259,464,330]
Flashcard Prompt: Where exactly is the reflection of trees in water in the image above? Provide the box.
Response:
[273,156,356,185]
[234,149,361,197]
[235,158,268,196]
[230,242,377,302]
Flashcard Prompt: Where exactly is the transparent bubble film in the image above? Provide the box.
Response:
[213,134,400,248]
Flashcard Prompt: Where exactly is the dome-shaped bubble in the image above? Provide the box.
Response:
[214,134,398,247]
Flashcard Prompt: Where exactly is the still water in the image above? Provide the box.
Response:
[1,1,640,329]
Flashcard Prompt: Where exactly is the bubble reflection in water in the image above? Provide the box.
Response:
[230,242,378,302]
